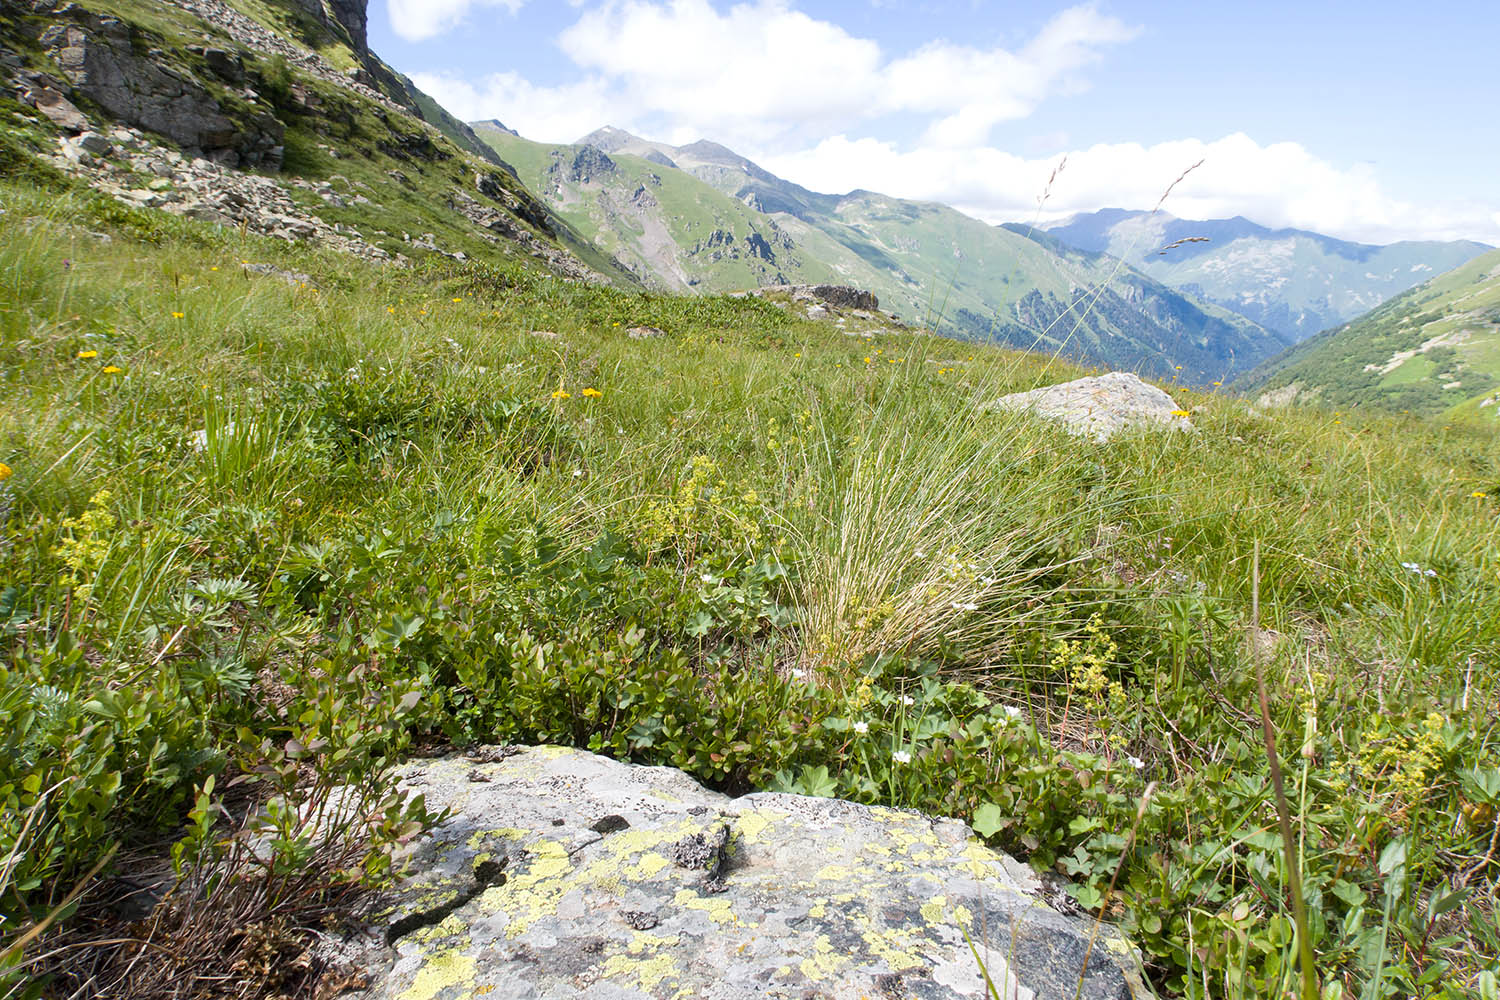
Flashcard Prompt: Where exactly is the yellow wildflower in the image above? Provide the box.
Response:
[387,306,395,314]
[1473,491,1489,499]
[551,389,571,399]
[1171,409,1191,417]
[1174,365,1183,370]
[0,462,11,482]
[171,311,184,319]
[581,387,602,398]
[210,266,219,271]
[1212,381,1223,387]
[452,297,462,303]
[102,365,123,374]
[77,349,98,359]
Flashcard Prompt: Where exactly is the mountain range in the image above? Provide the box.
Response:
[1239,247,1500,416]
[474,124,1294,386]
[1042,209,1490,340]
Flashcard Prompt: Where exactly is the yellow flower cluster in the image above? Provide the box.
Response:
[1354,711,1448,814]
[0,462,11,482]
[1052,614,1123,703]
[55,490,116,602]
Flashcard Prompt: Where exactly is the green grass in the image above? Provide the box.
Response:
[1,175,1499,999]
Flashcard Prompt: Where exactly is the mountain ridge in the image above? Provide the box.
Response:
[1043,208,1491,340]
[480,124,1291,386]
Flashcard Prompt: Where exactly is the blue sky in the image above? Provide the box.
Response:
[370,1,1500,244]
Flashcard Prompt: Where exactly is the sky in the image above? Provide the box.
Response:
[369,0,1500,245]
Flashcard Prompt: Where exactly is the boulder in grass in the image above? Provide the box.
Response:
[985,371,1192,443]
[336,746,1140,1000]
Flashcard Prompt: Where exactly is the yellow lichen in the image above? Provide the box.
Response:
[398,948,477,1000]
[797,934,847,982]
[734,810,776,845]
[673,888,738,925]
[919,895,948,924]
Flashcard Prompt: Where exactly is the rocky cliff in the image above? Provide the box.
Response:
[0,0,626,280]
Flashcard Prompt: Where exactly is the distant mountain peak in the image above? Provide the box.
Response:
[473,118,518,137]
[575,125,649,151]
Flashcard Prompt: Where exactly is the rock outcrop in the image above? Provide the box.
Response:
[37,7,283,168]
[985,372,1193,443]
[753,283,880,312]
[336,746,1138,1000]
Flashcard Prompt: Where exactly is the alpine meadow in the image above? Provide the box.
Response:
[1,2,1498,999]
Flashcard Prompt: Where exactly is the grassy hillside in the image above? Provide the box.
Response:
[1043,209,1491,340]
[2,175,1498,997]
[485,128,1292,387]
[1240,248,1500,416]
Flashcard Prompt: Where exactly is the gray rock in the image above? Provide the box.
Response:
[39,11,282,169]
[339,747,1139,1000]
[985,372,1192,443]
[32,86,88,132]
[754,283,879,311]
[627,325,667,340]
[75,131,112,156]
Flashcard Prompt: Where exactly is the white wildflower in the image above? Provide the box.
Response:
[892,750,912,765]
[1127,755,1144,770]
[853,721,869,735]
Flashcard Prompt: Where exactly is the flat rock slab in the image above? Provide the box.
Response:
[986,372,1192,443]
[343,747,1138,1000]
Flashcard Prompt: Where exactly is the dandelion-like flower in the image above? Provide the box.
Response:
[551,389,571,399]
[0,462,11,482]
[853,721,869,735]
[892,750,912,765]
[102,365,123,374]
[582,387,602,398]
[77,350,98,359]
[1171,409,1191,417]
[171,312,184,319]
[1472,491,1489,499]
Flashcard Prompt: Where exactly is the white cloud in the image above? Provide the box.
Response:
[411,71,629,141]
[882,6,1139,147]
[422,1,1133,149]
[759,133,1500,245]
[387,0,526,43]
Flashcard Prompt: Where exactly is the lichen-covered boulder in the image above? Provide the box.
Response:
[985,372,1192,444]
[340,746,1139,1000]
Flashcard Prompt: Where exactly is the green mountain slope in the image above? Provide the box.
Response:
[477,127,843,291]
[483,126,1291,386]
[1043,209,1491,340]
[1238,248,1500,415]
